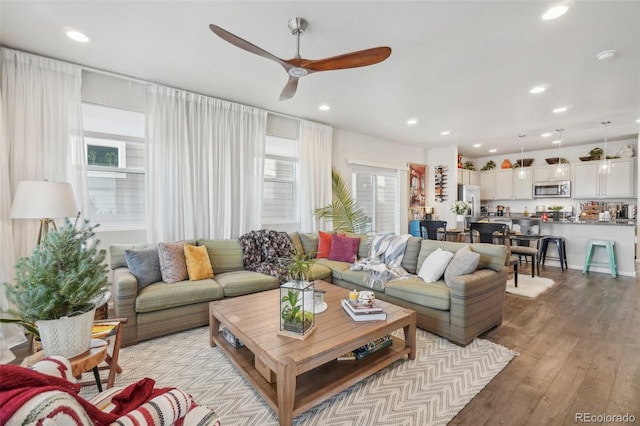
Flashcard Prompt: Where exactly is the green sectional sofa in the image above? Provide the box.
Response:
[110,233,508,347]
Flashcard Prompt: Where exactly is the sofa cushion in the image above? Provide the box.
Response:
[135,279,224,313]
[339,269,369,288]
[317,231,332,258]
[444,245,480,287]
[417,240,507,273]
[344,232,371,259]
[315,258,352,280]
[197,239,244,273]
[213,270,280,297]
[110,243,152,269]
[385,277,451,310]
[184,244,214,281]
[300,233,319,257]
[328,234,360,263]
[309,263,332,281]
[418,248,454,283]
[288,232,305,255]
[125,247,162,290]
[158,241,188,283]
[400,237,422,274]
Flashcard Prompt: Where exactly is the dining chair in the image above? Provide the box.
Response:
[510,218,541,277]
[420,220,447,240]
[469,222,519,286]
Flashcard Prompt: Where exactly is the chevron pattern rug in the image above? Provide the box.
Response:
[79,326,517,425]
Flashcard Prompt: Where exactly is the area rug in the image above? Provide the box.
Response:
[506,275,555,298]
[79,326,517,426]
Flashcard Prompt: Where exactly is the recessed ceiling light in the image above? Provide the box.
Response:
[542,5,569,21]
[541,133,552,137]
[318,104,330,111]
[66,30,89,43]
[473,144,482,148]
[440,130,450,135]
[489,149,497,153]
[596,50,617,61]
[407,118,418,125]
[552,139,561,144]
[636,118,640,123]
[529,86,546,94]
[553,106,568,113]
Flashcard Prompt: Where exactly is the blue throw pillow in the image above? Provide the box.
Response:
[125,247,162,290]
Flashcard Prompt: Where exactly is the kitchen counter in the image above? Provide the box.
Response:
[543,220,636,226]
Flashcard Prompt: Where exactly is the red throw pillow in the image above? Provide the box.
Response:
[317,231,332,258]
[328,234,361,263]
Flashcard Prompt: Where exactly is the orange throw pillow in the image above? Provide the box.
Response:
[317,231,333,258]
[184,244,214,281]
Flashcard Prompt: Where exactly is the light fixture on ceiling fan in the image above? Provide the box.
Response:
[209,17,392,101]
[599,120,612,175]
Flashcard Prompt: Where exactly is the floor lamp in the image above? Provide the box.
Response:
[10,180,79,245]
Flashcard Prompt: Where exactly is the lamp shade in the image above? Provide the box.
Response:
[10,181,79,219]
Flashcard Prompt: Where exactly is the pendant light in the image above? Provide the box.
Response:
[517,134,527,180]
[599,120,612,174]
[555,128,568,179]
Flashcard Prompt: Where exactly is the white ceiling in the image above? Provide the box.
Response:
[1,1,639,157]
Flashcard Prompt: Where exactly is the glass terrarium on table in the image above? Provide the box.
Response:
[279,280,315,339]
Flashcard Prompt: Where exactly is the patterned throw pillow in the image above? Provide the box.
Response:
[184,244,214,281]
[328,234,361,263]
[444,245,480,287]
[317,231,333,258]
[125,247,162,290]
[158,241,188,283]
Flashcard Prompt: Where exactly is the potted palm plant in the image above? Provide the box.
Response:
[1,216,109,357]
[279,251,316,338]
[314,167,369,233]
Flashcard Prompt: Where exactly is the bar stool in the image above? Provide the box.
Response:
[582,239,617,278]
[539,236,568,271]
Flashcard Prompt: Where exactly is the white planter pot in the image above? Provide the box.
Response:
[36,307,96,358]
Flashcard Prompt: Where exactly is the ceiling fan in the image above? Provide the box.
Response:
[209,17,391,101]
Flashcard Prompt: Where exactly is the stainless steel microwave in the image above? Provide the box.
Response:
[533,181,571,198]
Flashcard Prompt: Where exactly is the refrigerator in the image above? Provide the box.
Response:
[457,185,481,217]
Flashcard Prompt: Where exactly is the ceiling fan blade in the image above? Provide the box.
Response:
[209,24,290,70]
[294,46,392,72]
[279,77,299,101]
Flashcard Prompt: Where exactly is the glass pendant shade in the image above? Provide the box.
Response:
[598,121,611,175]
[518,134,527,180]
[555,129,568,178]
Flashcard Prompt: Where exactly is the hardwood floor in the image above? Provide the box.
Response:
[452,262,640,425]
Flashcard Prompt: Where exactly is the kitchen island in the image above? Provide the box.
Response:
[537,220,636,277]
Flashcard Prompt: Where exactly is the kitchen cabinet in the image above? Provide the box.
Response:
[480,168,532,200]
[511,167,533,199]
[480,170,496,200]
[457,169,479,185]
[572,158,636,199]
[534,164,571,182]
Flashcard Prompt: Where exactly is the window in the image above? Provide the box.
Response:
[81,103,145,230]
[353,167,398,234]
[262,135,298,227]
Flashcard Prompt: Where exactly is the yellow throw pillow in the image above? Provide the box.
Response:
[184,244,214,281]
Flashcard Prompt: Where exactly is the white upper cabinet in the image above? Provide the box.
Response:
[457,169,479,186]
[511,167,533,199]
[480,168,532,200]
[572,158,635,199]
[534,164,571,182]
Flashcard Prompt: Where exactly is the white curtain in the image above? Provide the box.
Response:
[299,120,333,232]
[0,48,86,361]
[146,86,266,242]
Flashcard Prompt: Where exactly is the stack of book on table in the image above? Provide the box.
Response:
[338,335,393,360]
[341,299,387,322]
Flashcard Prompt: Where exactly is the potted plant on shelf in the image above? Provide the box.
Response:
[1,216,109,357]
[279,251,316,338]
[548,205,564,221]
[589,147,604,160]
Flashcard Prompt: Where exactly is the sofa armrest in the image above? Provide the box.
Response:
[446,267,508,345]
[112,267,139,346]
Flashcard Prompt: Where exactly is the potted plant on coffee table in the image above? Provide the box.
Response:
[279,251,316,339]
[1,216,109,358]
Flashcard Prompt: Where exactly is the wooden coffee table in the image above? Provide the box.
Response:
[209,280,416,426]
